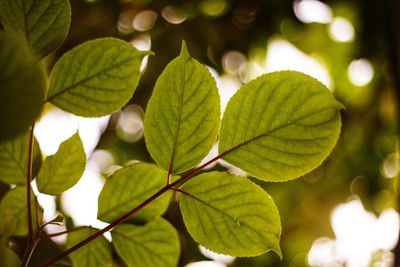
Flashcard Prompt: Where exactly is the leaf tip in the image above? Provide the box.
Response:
[138,50,155,57]
[180,40,190,59]
[273,245,283,260]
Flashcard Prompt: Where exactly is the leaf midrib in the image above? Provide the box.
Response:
[167,58,189,174]
[113,229,171,266]
[45,55,138,103]
[179,189,277,242]
[222,106,338,154]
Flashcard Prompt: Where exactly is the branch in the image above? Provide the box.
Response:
[26,125,35,246]
[42,144,241,266]
[39,226,88,240]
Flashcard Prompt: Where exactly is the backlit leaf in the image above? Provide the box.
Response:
[0,32,45,143]
[0,0,71,59]
[97,163,171,223]
[36,133,86,195]
[46,38,151,117]
[179,172,281,257]
[144,42,220,174]
[0,186,43,236]
[112,218,180,267]
[219,71,343,182]
[67,227,112,267]
[0,131,42,185]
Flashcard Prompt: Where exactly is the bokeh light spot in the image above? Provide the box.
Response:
[200,0,228,17]
[294,0,332,24]
[161,6,187,24]
[329,17,355,43]
[133,10,157,32]
[347,58,374,87]
[116,104,145,143]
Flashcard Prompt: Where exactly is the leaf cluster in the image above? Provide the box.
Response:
[0,1,343,266]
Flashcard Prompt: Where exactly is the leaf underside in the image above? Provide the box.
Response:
[0,131,42,185]
[219,71,343,182]
[0,186,43,236]
[179,171,281,257]
[112,219,180,267]
[0,0,71,59]
[67,227,112,267]
[36,132,86,195]
[47,38,150,117]
[144,42,220,174]
[97,162,172,223]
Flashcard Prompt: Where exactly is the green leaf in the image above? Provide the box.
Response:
[46,38,151,117]
[0,131,42,185]
[0,186,43,236]
[179,171,281,257]
[144,42,220,174]
[0,245,21,267]
[0,32,45,143]
[219,71,343,182]
[37,133,86,195]
[112,218,180,267]
[97,163,171,223]
[67,227,112,267]
[0,0,71,59]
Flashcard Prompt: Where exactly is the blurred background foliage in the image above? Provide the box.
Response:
[2,0,400,266]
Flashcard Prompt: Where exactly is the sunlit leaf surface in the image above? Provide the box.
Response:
[37,133,86,195]
[47,38,150,117]
[112,219,180,267]
[67,227,112,267]
[98,163,171,223]
[144,42,220,174]
[179,172,281,257]
[0,0,71,58]
[219,71,343,181]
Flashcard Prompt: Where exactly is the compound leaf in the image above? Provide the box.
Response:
[98,163,171,223]
[179,172,281,257]
[0,131,42,185]
[219,71,343,182]
[112,218,180,267]
[67,227,112,267]
[0,32,45,143]
[46,38,151,117]
[0,186,43,236]
[144,42,220,174]
[36,132,85,195]
[0,0,71,59]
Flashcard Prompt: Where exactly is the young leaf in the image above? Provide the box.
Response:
[179,172,281,257]
[0,245,21,267]
[36,133,86,195]
[67,227,112,267]
[97,163,171,223]
[0,0,71,59]
[112,218,180,267]
[0,32,45,143]
[219,71,343,182]
[0,131,42,185]
[46,38,151,117]
[144,42,220,174]
[0,186,43,236]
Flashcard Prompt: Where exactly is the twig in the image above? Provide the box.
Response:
[41,144,241,266]
[26,125,35,246]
